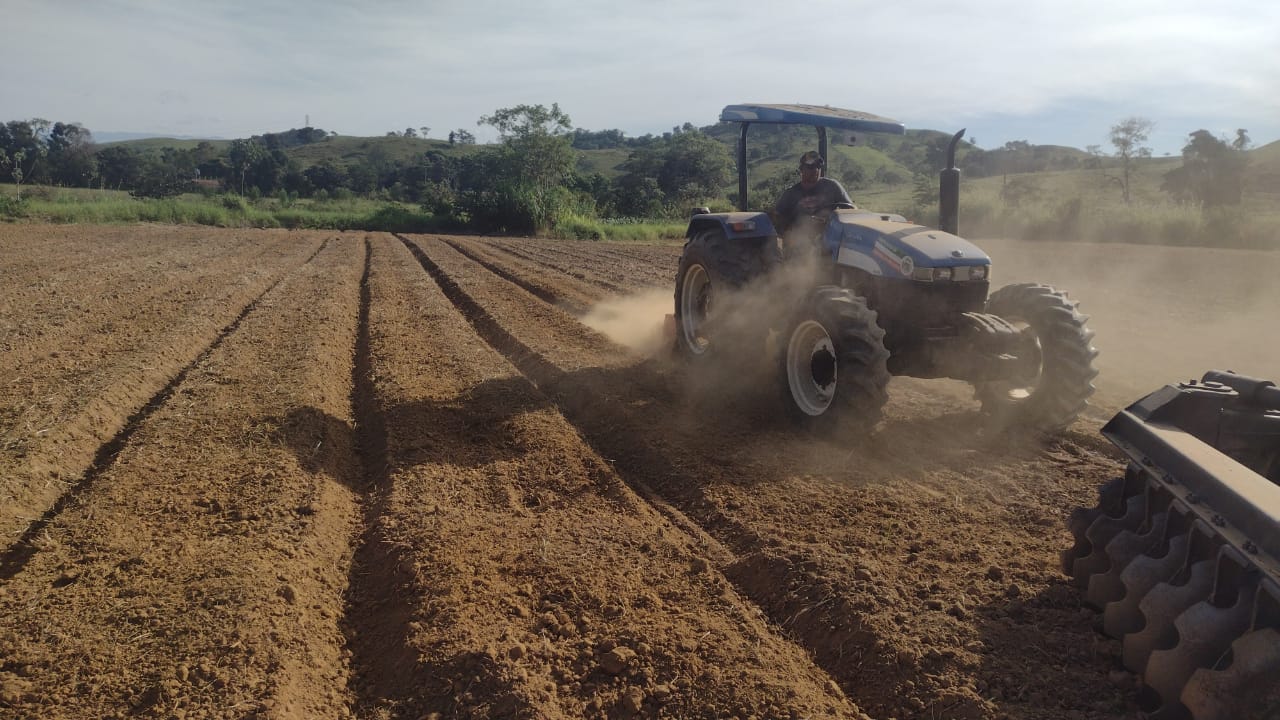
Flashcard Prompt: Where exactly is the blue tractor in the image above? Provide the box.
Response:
[674,104,1099,432]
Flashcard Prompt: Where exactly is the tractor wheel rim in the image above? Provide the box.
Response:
[680,264,711,354]
[787,320,837,415]
[998,320,1044,400]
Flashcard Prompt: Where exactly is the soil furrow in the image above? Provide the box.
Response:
[0,237,331,577]
[495,238,678,290]
[0,231,325,547]
[0,225,189,286]
[378,233,870,718]
[404,233,1131,719]
[440,236,602,315]
[478,234,677,269]
[338,236,427,718]
[0,236,366,718]
[474,238,633,293]
[503,239,675,290]
[0,233,284,376]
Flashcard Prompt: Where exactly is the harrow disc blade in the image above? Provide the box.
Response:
[1144,597,1255,718]
[1122,558,1215,673]
[1063,477,1125,581]
[1180,628,1280,720]
[1104,528,1187,639]
[1084,495,1158,609]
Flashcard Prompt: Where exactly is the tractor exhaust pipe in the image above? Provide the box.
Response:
[939,128,965,235]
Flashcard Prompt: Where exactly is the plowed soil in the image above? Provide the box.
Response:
[1,226,1276,720]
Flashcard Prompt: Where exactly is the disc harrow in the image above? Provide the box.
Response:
[1063,371,1280,719]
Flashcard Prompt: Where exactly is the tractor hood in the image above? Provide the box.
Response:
[823,210,991,278]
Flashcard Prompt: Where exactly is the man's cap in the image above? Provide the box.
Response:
[799,151,824,169]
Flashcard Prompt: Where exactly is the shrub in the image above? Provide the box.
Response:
[0,194,27,219]
[553,213,604,240]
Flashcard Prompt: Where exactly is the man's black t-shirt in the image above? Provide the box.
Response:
[774,177,852,238]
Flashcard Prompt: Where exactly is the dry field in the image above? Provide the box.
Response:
[1,225,1276,720]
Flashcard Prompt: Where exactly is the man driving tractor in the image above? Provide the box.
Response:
[773,150,852,253]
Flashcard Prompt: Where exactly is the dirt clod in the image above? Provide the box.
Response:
[600,646,636,675]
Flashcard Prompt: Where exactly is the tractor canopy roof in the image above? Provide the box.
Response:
[720,104,905,135]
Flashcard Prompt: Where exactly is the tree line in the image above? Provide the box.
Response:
[0,109,1258,233]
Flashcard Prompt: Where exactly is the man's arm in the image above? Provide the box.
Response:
[822,177,853,206]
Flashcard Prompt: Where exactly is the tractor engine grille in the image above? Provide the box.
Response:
[850,272,989,330]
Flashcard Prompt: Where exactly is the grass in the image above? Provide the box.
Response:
[550,213,686,243]
[0,186,447,232]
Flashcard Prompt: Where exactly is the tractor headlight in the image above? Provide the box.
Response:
[911,267,956,282]
[970,264,989,281]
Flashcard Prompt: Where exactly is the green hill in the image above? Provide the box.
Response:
[283,135,465,167]
[99,137,233,155]
[1244,139,1280,196]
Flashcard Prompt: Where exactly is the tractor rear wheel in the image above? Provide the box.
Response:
[673,229,779,359]
[975,283,1098,432]
[780,286,890,433]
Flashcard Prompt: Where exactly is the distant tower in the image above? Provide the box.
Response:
[305,114,310,128]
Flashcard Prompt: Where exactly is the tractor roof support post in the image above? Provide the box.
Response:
[817,127,828,169]
[737,122,750,211]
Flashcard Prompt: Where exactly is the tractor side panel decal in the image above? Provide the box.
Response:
[871,240,909,277]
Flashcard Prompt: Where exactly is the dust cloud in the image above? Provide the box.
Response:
[975,237,1280,411]
[579,253,820,361]
[579,288,672,356]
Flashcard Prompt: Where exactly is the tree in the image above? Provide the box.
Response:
[1084,145,1105,171]
[96,145,144,189]
[614,130,730,216]
[1,120,51,187]
[570,128,628,149]
[304,160,348,194]
[46,122,97,187]
[478,103,571,140]
[130,156,190,199]
[1161,129,1248,208]
[404,127,417,138]
[419,126,431,139]
[227,139,271,194]
[0,149,30,197]
[0,144,46,198]
[470,103,577,232]
[1232,129,1251,151]
[450,129,475,145]
[1108,117,1154,204]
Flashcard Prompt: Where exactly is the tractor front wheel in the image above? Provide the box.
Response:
[780,286,890,433]
[974,283,1099,432]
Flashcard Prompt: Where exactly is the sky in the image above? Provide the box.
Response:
[5,0,1278,156]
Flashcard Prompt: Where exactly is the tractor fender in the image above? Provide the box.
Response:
[686,211,776,244]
